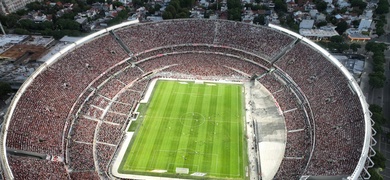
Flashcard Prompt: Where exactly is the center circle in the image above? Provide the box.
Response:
[180,112,206,127]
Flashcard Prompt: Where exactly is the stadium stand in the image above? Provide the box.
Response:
[274,42,365,175]
[8,155,69,179]
[0,19,372,180]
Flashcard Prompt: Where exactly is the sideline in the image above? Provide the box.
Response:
[111,78,245,179]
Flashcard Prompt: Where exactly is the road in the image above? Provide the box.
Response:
[368,1,390,178]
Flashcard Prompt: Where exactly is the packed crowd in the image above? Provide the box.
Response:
[90,95,110,110]
[129,79,149,92]
[114,66,143,85]
[273,88,299,111]
[257,73,284,93]
[137,52,267,78]
[108,90,141,115]
[116,20,295,59]
[6,34,127,156]
[96,143,116,172]
[70,117,98,143]
[103,111,128,124]
[275,42,365,175]
[98,78,126,99]
[69,171,99,180]
[116,20,216,53]
[82,105,104,119]
[283,109,307,130]
[8,155,69,179]
[274,158,306,179]
[109,101,133,115]
[215,21,295,58]
[134,44,271,71]
[97,123,123,145]
[285,131,310,158]
[68,142,94,171]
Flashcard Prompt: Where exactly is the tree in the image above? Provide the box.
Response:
[372,112,386,124]
[366,42,387,53]
[373,62,385,73]
[26,1,43,11]
[209,2,222,10]
[4,14,20,28]
[349,43,361,52]
[369,72,386,88]
[154,4,162,12]
[351,20,359,27]
[0,82,12,98]
[56,19,81,30]
[176,11,189,18]
[180,0,195,9]
[376,26,385,36]
[227,0,241,9]
[228,8,242,21]
[330,35,344,43]
[368,168,384,180]
[112,1,123,8]
[253,15,265,25]
[315,1,327,12]
[162,11,173,19]
[365,41,376,52]
[376,0,389,14]
[165,5,177,18]
[170,0,181,11]
[373,55,385,64]
[316,21,327,27]
[17,19,35,29]
[374,122,383,134]
[251,4,269,11]
[13,28,30,35]
[369,104,383,113]
[350,0,367,9]
[372,150,387,169]
[274,0,287,12]
[335,21,348,34]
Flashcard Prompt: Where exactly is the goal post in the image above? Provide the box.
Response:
[195,80,204,84]
[176,167,189,174]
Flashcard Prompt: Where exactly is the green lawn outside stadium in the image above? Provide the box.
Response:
[118,80,247,179]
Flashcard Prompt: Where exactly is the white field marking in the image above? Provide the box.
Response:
[206,83,216,86]
[151,170,167,173]
[179,82,188,84]
[152,149,217,173]
[173,92,222,97]
[143,116,239,124]
[167,164,199,173]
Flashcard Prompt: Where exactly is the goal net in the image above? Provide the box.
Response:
[176,167,189,174]
[195,80,204,84]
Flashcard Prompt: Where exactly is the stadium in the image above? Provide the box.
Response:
[0,19,375,179]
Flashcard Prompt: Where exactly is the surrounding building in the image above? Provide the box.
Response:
[0,0,44,14]
[299,25,339,40]
[346,28,371,41]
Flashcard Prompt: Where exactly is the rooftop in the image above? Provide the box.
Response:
[299,28,339,37]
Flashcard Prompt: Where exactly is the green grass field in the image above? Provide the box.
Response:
[119,80,246,179]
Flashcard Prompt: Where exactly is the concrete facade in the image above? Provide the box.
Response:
[0,0,44,14]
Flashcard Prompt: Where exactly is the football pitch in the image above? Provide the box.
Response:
[118,80,247,179]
